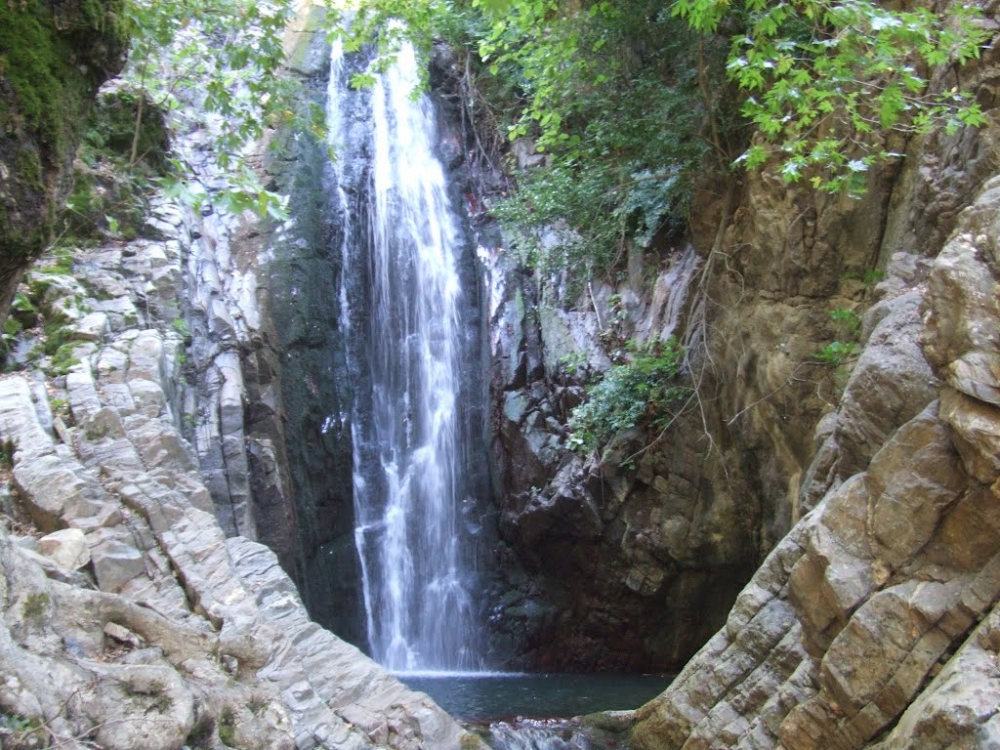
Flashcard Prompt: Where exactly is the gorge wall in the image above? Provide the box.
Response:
[0,6,483,748]
[621,171,1000,749]
[5,1,1000,747]
[482,2,1000,675]
[0,0,128,316]
[0,190,477,749]
[215,25,500,656]
[125,0,1000,684]
[605,15,1000,744]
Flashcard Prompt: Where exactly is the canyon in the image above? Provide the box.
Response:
[1,0,999,748]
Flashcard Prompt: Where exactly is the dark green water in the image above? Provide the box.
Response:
[396,672,672,722]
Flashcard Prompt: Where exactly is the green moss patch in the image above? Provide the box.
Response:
[0,3,86,154]
[48,342,82,375]
[0,0,128,264]
[0,0,129,132]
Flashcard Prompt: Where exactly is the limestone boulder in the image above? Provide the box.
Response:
[835,289,939,478]
[799,262,941,514]
[865,402,966,568]
[922,223,1000,406]
[37,528,90,570]
[84,663,196,750]
[88,528,146,593]
[939,386,1000,484]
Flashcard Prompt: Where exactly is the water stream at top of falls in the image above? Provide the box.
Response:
[328,38,483,673]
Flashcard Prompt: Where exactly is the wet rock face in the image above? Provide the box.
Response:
[485,248,758,671]
[0,0,128,315]
[480,91,914,671]
[625,174,1000,750]
[248,99,364,643]
[159,17,369,646]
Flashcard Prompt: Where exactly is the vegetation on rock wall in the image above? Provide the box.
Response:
[344,0,988,262]
[64,85,172,241]
[5,0,986,285]
[343,0,728,278]
[567,338,689,454]
[332,0,988,456]
[124,0,292,127]
[0,0,129,285]
[0,0,128,162]
[120,0,303,219]
[0,0,299,281]
[703,0,990,193]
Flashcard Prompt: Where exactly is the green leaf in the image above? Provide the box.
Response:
[781,161,803,182]
[352,72,378,89]
[477,0,512,13]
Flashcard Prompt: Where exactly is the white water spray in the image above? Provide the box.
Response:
[329,39,480,672]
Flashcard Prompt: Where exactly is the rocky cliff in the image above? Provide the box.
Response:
[0,191,476,749]
[0,9,482,739]
[621,170,1000,749]
[477,1,1000,744]
[482,2,1000,675]
[6,0,1000,747]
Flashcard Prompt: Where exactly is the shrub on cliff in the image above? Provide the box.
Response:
[567,338,689,454]
[674,0,990,194]
[63,85,171,241]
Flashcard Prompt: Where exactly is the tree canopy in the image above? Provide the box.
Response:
[337,0,988,274]
[118,0,989,260]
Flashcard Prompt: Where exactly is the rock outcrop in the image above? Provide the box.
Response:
[620,175,1000,748]
[484,13,1000,673]
[0,195,473,749]
[486,245,756,671]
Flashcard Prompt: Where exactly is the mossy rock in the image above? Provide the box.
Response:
[9,292,38,329]
[3,317,23,337]
[217,706,236,747]
[85,85,171,172]
[49,340,82,369]
[65,84,171,240]
[42,318,81,357]
[0,0,129,318]
[0,0,129,152]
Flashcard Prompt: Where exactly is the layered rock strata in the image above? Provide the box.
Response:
[0,197,471,750]
[622,174,1000,749]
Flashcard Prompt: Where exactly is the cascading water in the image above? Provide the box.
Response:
[324,32,667,750]
[328,37,483,673]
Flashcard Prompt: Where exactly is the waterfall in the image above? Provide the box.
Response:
[328,38,483,672]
